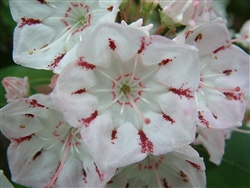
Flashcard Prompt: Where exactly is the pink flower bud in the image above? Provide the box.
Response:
[2,76,29,102]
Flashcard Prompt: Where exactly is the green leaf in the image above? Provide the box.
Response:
[193,126,250,188]
[0,65,53,108]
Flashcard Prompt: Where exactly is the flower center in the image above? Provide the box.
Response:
[88,54,165,129]
[120,84,131,94]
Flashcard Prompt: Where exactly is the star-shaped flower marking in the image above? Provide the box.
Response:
[10,0,120,73]
[51,22,200,171]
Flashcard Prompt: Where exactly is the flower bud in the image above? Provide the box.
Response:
[2,76,29,102]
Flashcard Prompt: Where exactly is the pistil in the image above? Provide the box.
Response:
[126,90,150,125]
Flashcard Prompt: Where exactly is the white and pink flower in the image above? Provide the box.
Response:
[51,22,200,171]
[105,145,206,188]
[177,18,249,129]
[0,94,114,187]
[10,0,120,73]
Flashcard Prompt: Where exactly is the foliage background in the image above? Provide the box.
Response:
[0,0,249,187]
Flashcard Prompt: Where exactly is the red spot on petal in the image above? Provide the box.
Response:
[48,53,65,68]
[33,150,42,161]
[11,134,34,145]
[22,113,34,118]
[213,44,231,53]
[79,110,98,127]
[37,0,47,4]
[180,171,189,182]
[137,36,152,54]
[71,88,86,95]
[223,69,232,76]
[194,33,202,42]
[138,130,153,153]
[76,57,96,70]
[185,30,194,38]
[26,99,46,108]
[223,92,244,101]
[169,86,193,99]
[108,38,116,50]
[163,178,172,188]
[94,162,104,182]
[111,130,117,144]
[107,6,113,11]
[162,112,175,124]
[82,168,87,183]
[19,18,41,28]
[159,58,172,66]
[186,160,203,172]
[198,111,210,128]
[212,113,218,119]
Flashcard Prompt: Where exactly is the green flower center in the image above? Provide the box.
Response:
[120,84,130,94]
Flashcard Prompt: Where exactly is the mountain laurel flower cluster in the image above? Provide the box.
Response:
[1,0,249,187]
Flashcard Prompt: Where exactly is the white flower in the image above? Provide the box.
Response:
[0,94,114,187]
[105,145,206,188]
[10,0,120,73]
[177,18,249,129]
[2,76,29,102]
[51,22,200,171]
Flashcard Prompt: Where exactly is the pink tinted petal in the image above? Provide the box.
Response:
[211,45,249,94]
[106,145,206,188]
[193,127,226,165]
[76,22,145,66]
[0,95,50,138]
[2,76,29,102]
[80,115,145,171]
[142,35,200,89]
[184,18,230,56]
[8,137,60,187]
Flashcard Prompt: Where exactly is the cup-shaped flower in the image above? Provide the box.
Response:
[51,22,200,171]
[177,18,249,129]
[10,0,120,73]
[105,145,206,188]
[0,94,114,187]
[2,76,29,102]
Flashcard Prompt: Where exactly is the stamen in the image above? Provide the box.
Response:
[200,73,223,78]
[128,56,138,85]
[126,90,150,124]
[45,133,72,188]
[97,69,122,87]
[149,156,162,188]
[131,66,159,87]
[199,82,240,92]
[200,63,208,71]
[194,93,200,112]
[88,89,118,93]
[98,93,124,112]
[30,20,82,54]
[230,35,248,43]
[231,127,250,134]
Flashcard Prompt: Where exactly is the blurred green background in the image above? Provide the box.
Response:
[0,0,249,187]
